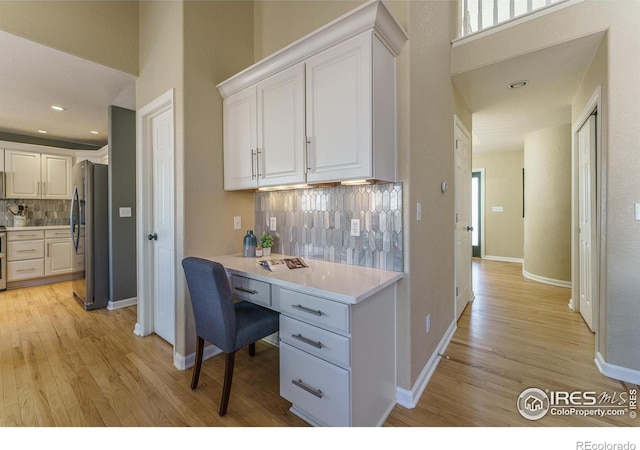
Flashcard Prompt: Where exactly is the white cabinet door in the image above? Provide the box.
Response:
[305,33,372,184]
[41,154,73,199]
[223,86,258,190]
[5,150,41,198]
[45,239,73,276]
[257,64,306,187]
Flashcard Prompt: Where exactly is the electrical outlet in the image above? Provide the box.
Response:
[233,216,241,230]
[425,314,431,333]
[270,217,277,231]
[350,219,360,237]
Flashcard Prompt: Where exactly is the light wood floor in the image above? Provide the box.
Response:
[0,259,636,427]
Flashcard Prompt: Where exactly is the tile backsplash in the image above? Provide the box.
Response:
[0,199,71,227]
[255,183,403,272]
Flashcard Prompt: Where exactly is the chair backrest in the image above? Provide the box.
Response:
[182,257,236,352]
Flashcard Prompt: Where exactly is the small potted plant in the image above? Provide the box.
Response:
[260,232,274,256]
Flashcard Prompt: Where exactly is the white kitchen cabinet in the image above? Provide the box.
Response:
[223,65,306,190]
[45,229,73,276]
[306,33,397,183]
[7,230,45,281]
[218,1,407,191]
[4,150,72,199]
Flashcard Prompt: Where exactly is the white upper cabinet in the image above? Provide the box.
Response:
[5,149,72,199]
[218,0,408,191]
[223,65,306,190]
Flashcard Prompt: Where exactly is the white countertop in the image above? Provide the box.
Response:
[5,225,69,231]
[209,253,404,305]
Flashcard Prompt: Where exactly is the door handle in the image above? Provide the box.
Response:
[148,233,158,241]
[466,226,474,232]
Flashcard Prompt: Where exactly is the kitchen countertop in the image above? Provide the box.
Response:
[209,253,404,305]
[4,225,69,231]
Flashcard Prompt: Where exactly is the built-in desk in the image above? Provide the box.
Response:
[209,254,404,427]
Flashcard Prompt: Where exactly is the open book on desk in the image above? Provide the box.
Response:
[257,257,308,272]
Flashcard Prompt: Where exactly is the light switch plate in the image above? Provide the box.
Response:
[636,203,640,221]
[350,219,360,237]
[119,207,132,218]
[270,217,277,231]
[233,216,241,230]
[492,206,504,213]
[416,203,422,221]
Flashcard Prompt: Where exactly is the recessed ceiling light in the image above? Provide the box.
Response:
[508,80,528,89]
[38,130,48,134]
[51,105,65,111]
[90,130,100,135]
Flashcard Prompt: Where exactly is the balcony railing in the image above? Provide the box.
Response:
[460,0,570,37]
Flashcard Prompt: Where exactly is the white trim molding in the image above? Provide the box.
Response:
[595,352,640,385]
[522,268,572,288]
[396,319,457,409]
[107,297,137,310]
[174,344,222,371]
[483,255,523,264]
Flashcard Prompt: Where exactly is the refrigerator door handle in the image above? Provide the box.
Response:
[71,185,80,253]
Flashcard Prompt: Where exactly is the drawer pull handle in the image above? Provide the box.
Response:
[17,249,37,253]
[292,379,323,399]
[291,304,323,316]
[235,287,258,295]
[292,333,323,349]
[17,268,36,273]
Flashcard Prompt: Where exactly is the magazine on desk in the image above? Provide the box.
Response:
[258,257,308,272]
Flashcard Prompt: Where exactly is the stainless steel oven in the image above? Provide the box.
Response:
[0,226,6,291]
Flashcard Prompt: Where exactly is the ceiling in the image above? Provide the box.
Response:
[452,31,605,153]
[0,27,603,155]
[0,30,136,150]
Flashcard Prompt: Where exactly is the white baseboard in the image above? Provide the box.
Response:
[174,344,222,370]
[595,352,640,385]
[107,297,137,310]
[396,319,457,409]
[483,255,524,264]
[522,268,572,288]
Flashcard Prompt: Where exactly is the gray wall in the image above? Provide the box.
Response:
[108,105,137,303]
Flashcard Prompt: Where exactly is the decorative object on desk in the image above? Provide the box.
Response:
[259,232,273,256]
[258,257,308,272]
[255,247,263,257]
[7,203,29,227]
[242,230,257,257]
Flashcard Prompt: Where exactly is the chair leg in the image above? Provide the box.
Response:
[219,351,236,416]
[248,342,256,357]
[191,336,204,390]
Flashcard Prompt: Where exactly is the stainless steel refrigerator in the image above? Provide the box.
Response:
[71,160,109,310]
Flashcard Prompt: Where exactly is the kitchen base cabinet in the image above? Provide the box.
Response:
[274,283,396,427]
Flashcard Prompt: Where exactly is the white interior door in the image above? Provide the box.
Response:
[151,108,175,344]
[578,114,597,332]
[455,117,473,320]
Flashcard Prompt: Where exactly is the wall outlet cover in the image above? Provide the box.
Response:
[119,207,132,218]
[270,216,277,231]
[350,219,360,236]
[233,216,241,230]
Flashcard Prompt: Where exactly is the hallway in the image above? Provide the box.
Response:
[387,259,637,426]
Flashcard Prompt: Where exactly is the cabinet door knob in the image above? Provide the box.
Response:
[147,233,158,241]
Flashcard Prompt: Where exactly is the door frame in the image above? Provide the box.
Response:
[135,89,180,347]
[471,168,486,259]
[571,85,603,340]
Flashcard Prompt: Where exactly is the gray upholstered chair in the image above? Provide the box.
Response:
[182,256,279,416]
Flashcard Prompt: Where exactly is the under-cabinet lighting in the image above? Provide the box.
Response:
[51,105,65,111]
[340,179,373,186]
[258,184,310,192]
[90,131,100,135]
[37,130,48,134]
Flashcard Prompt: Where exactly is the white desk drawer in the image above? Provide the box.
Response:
[8,230,45,241]
[8,240,45,261]
[280,315,350,369]
[231,275,271,307]
[8,259,45,281]
[273,286,349,334]
[280,342,350,427]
